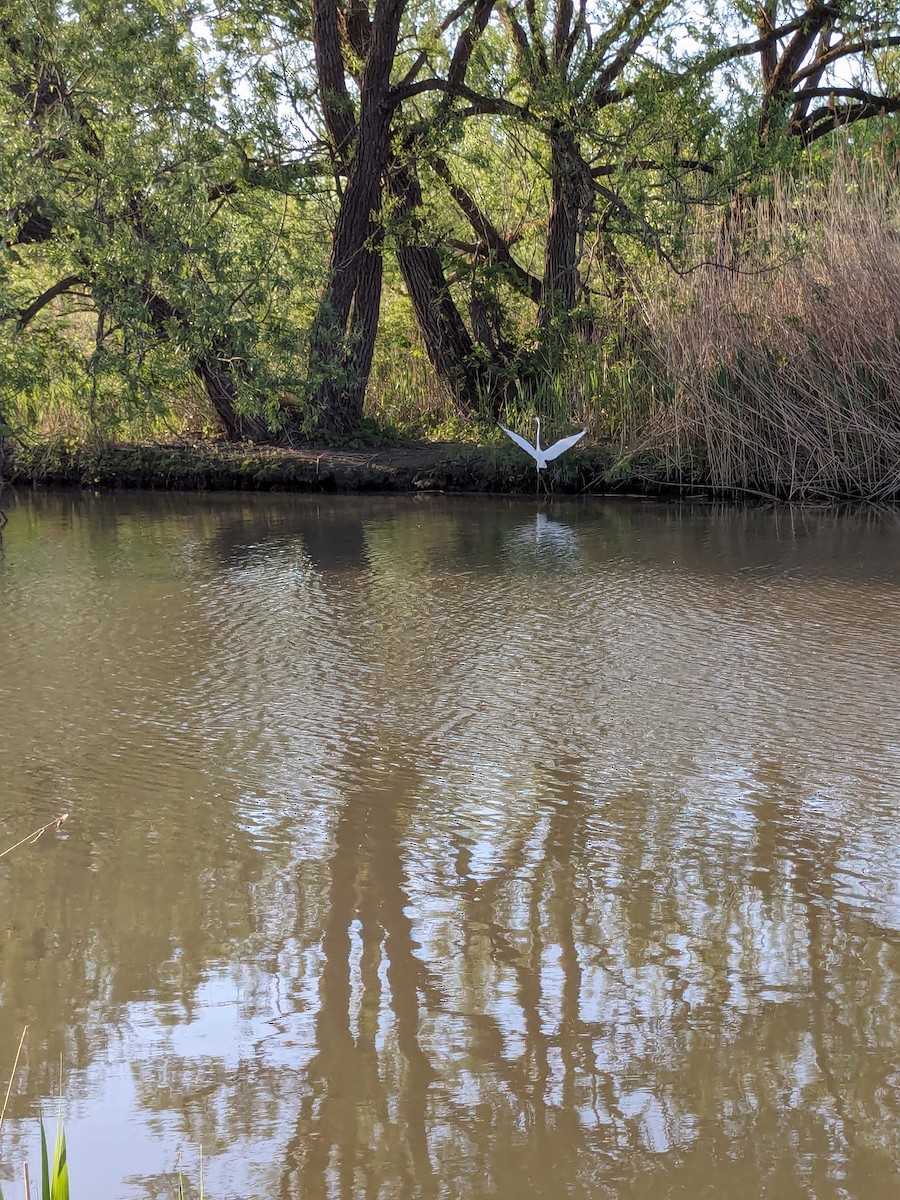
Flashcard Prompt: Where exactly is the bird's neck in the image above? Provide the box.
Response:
[535,418,542,451]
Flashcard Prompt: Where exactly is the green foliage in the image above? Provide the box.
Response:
[39,1116,69,1200]
[0,0,323,440]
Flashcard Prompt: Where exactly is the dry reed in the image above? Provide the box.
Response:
[642,158,900,501]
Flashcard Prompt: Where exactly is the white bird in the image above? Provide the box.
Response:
[499,417,587,470]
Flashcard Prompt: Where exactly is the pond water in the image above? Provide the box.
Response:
[0,490,898,1199]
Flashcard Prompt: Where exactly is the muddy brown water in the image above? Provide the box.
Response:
[0,490,898,1199]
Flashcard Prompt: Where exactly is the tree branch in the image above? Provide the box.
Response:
[312,0,357,160]
[587,0,670,102]
[757,0,778,88]
[791,34,900,83]
[396,0,480,89]
[552,0,574,65]
[790,85,900,106]
[521,0,549,74]
[205,154,328,201]
[500,0,533,68]
[575,0,642,85]
[766,1,839,99]
[563,0,587,66]
[16,275,84,329]
[431,156,542,304]
[797,95,900,143]
[666,15,827,83]
[390,76,528,118]
[592,157,715,177]
[448,0,497,91]
[790,27,834,114]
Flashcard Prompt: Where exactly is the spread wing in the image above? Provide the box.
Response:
[499,423,539,460]
[541,429,587,462]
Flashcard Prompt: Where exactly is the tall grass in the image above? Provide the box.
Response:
[641,159,900,501]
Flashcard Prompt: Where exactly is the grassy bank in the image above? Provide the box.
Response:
[2,437,648,497]
[3,431,897,501]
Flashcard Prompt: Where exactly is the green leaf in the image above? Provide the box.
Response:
[40,1118,51,1200]
[38,1115,69,1200]
[51,1118,69,1200]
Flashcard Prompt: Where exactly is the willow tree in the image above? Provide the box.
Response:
[367,0,723,409]
[378,0,900,415]
[305,0,508,430]
[0,0,313,441]
[748,0,900,146]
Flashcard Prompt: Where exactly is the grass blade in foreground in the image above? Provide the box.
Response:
[39,1118,68,1200]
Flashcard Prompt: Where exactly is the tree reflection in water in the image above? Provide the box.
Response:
[0,493,898,1199]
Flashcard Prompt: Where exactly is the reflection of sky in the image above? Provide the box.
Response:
[0,494,899,1196]
[33,970,312,1200]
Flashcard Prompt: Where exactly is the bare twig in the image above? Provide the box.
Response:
[0,814,69,862]
[0,1026,28,1131]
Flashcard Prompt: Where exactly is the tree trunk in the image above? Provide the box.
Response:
[141,291,275,442]
[387,160,486,411]
[307,164,387,434]
[191,353,274,443]
[308,0,406,436]
[346,230,384,408]
[538,126,591,334]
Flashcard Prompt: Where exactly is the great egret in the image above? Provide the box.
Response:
[499,417,587,487]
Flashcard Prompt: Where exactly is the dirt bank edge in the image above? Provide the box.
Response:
[4,439,667,496]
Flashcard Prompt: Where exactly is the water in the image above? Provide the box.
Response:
[0,490,898,1199]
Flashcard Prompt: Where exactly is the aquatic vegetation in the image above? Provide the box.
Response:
[642,160,900,501]
[0,1032,67,1200]
[37,1117,68,1200]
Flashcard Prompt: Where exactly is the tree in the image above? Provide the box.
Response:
[3,0,900,444]
[373,0,723,409]
[383,0,900,414]
[746,0,900,146]
[0,0,314,441]
[304,0,411,434]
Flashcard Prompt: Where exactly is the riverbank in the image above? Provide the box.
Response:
[1,437,667,496]
[3,437,895,502]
